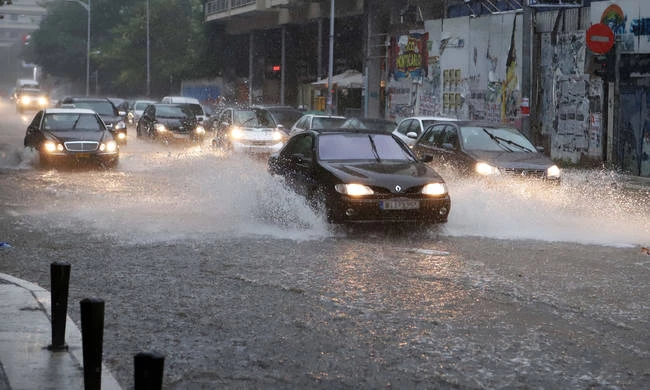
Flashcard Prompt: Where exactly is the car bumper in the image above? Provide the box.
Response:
[40,151,119,165]
[231,140,284,154]
[328,195,451,224]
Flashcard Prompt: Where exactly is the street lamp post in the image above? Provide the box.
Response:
[66,0,90,96]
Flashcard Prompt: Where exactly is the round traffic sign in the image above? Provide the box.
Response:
[586,23,614,54]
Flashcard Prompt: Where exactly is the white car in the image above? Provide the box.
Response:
[392,116,458,146]
[128,99,156,125]
[160,96,209,123]
[289,114,346,135]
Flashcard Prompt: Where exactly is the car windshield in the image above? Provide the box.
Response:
[43,113,103,131]
[460,126,536,152]
[318,133,415,161]
[312,117,346,129]
[270,109,302,127]
[157,105,193,118]
[185,103,204,116]
[234,109,276,128]
[134,102,153,110]
[72,101,116,116]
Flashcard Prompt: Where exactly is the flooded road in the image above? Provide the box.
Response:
[1,102,649,389]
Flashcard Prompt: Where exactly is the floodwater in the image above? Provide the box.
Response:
[1,103,649,389]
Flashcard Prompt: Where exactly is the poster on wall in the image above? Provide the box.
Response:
[390,33,429,81]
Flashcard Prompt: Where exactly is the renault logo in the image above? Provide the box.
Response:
[395,185,402,192]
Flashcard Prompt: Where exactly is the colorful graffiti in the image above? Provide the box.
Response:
[391,33,429,81]
[501,17,519,122]
[601,4,626,35]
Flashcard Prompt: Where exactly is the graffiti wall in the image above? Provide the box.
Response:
[591,0,650,53]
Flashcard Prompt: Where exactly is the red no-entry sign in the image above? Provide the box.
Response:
[586,23,615,54]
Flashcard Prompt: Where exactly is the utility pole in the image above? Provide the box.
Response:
[327,0,334,114]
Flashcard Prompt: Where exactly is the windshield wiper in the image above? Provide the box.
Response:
[71,115,81,129]
[367,135,381,162]
[481,128,534,152]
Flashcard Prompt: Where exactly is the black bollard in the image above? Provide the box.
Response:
[80,298,105,390]
[134,352,165,390]
[48,261,71,351]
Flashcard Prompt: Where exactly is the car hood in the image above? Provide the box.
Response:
[321,160,445,191]
[46,130,110,143]
[466,150,554,169]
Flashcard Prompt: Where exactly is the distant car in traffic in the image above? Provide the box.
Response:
[268,128,451,224]
[393,116,458,146]
[211,106,287,154]
[14,87,49,113]
[58,97,128,145]
[160,96,209,123]
[289,114,347,135]
[340,117,397,133]
[127,99,156,125]
[136,103,206,143]
[252,104,303,132]
[23,108,119,168]
[412,120,561,181]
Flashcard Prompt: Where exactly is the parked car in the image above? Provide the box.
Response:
[23,108,119,167]
[268,128,451,224]
[412,120,561,181]
[211,106,286,154]
[14,87,49,113]
[58,97,128,145]
[341,117,397,133]
[136,103,206,143]
[393,116,458,146]
[289,114,347,135]
[127,99,156,125]
[252,104,303,132]
[160,96,209,123]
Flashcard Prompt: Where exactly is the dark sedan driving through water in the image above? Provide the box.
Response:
[23,108,119,167]
[268,128,451,224]
[412,121,561,181]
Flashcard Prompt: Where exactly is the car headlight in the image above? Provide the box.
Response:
[20,96,31,105]
[44,141,63,153]
[335,183,374,196]
[100,140,118,153]
[230,126,243,139]
[154,123,167,133]
[115,121,126,130]
[272,130,284,141]
[195,125,206,134]
[38,96,48,106]
[475,162,500,176]
[547,165,561,179]
[421,182,448,196]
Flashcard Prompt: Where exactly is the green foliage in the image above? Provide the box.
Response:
[25,0,211,97]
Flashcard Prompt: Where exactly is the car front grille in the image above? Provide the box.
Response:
[65,141,99,152]
[502,168,546,178]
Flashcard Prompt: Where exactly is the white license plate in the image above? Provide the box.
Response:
[381,199,419,210]
[173,133,189,139]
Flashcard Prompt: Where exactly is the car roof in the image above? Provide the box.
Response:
[309,127,398,136]
[431,120,520,128]
[402,116,458,121]
[44,108,97,115]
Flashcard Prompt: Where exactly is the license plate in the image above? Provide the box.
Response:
[380,199,419,210]
[75,153,91,158]
[173,133,189,139]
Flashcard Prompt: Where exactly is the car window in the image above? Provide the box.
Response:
[43,113,103,131]
[318,133,415,161]
[157,105,191,118]
[441,127,459,149]
[420,125,445,146]
[312,117,346,129]
[185,103,204,116]
[270,109,302,127]
[396,119,411,135]
[283,133,313,158]
[73,101,116,116]
[29,111,43,128]
[408,120,422,135]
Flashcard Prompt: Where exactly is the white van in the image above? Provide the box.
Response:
[160,96,207,122]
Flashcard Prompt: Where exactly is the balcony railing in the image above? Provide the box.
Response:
[206,0,256,16]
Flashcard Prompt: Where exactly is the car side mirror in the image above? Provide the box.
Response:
[406,131,418,139]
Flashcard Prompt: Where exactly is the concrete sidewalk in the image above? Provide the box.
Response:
[0,273,121,390]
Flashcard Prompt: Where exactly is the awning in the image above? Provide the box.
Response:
[312,69,363,88]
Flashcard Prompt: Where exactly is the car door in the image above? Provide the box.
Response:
[24,110,44,148]
[277,133,317,197]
